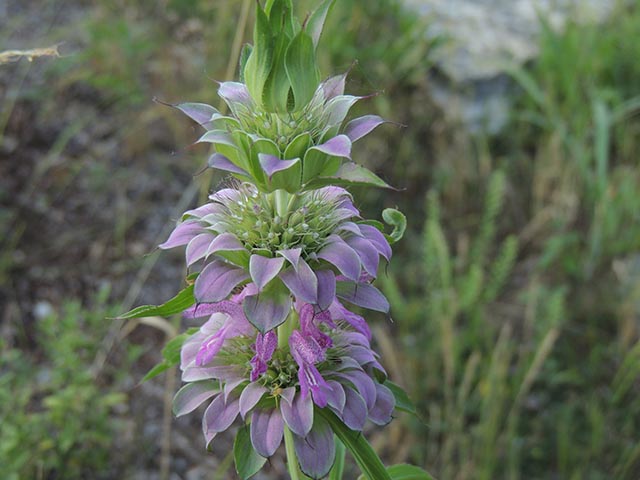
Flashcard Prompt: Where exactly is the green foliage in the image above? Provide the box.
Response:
[0,293,130,480]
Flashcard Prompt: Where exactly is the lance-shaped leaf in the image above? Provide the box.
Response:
[302,135,352,182]
[321,72,347,101]
[306,0,336,48]
[283,132,311,160]
[249,254,285,291]
[318,235,361,281]
[344,115,386,142]
[258,153,302,193]
[250,408,285,458]
[218,81,253,107]
[186,233,213,266]
[293,413,336,479]
[173,381,219,417]
[208,153,249,176]
[277,247,302,267]
[195,261,249,303]
[368,382,395,426]
[203,392,241,433]
[336,281,390,313]
[306,162,394,190]
[197,129,237,150]
[175,102,218,125]
[280,258,318,304]
[115,285,195,319]
[280,388,314,437]
[243,279,292,333]
[159,221,203,249]
[324,95,362,127]
[141,330,194,382]
[244,4,273,109]
[345,235,380,277]
[285,29,320,111]
[316,269,336,311]
[318,409,392,480]
[240,383,268,418]
[234,425,268,480]
[384,380,418,417]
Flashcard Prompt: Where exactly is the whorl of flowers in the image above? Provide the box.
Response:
[121,1,418,479]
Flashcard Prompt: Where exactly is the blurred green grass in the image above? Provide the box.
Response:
[1,0,640,479]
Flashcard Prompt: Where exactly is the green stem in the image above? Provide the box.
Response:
[277,309,298,349]
[274,189,290,218]
[284,426,309,480]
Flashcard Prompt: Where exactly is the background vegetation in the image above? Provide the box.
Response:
[1,0,639,478]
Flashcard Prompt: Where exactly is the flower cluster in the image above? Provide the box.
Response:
[124,1,410,479]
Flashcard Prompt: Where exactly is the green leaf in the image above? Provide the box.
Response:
[384,381,417,417]
[141,362,172,382]
[234,425,267,479]
[386,464,436,480]
[304,162,395,190]
[318,409,392,480]
[245,4,274,108]
[284,132,311,160]
[285,30,319,111]
[270,158,302,193]
[306,0,336,48]
[382,208,407,244]
[238,43,253,84]
[115,285,195,319]
[358,464,436,480]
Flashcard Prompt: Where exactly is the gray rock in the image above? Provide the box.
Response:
[403,0,614,132]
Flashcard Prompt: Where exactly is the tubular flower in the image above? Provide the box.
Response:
[159,183,391,334]
[173,293,394,479]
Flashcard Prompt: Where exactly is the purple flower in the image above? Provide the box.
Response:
[160,184,392,333]
[173,297,395,479]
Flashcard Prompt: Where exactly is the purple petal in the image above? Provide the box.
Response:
[345,235,380,277]
[337,387,367,431]
[280,259,318,304]
[243,293,291,333]
[159,221,203,249]
[239,383,268,418]
[250,408,284,458]
[344,115,386,142]
[317,236,361,281]
[172,381,219,417]
[316,270,336,311]
[358,224,392,260]
[186,233,213,266]
[281,390,314,437]
[208,153,248,175]
[249,255,285,291]
[203,392,240,433]
[321,73,347,100]
[258,154,300,179]
[277,248,302,267]
[336,282,390,313]
[293,414,336,480]
[175,102,217,125]
[369,383,395,426]
[311,134,352,159]
[194,261,249,303]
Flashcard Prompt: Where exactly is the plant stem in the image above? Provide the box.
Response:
[284,426,309,480]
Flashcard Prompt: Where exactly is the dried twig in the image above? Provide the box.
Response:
[0,44,62,65]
